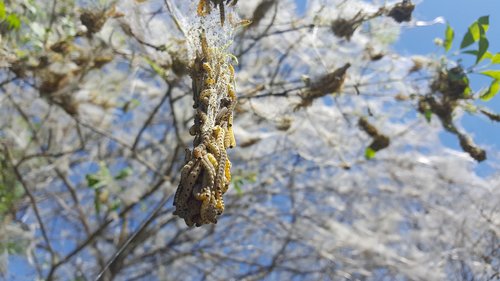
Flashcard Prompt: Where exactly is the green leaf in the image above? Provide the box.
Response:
[424,109,432,123]
[463,86,472,98]
[130,98,141,107]
[444,24,454,52]
[480,70,500,80]
[478,15,490,32]
[483,51,493,60]
[460,15,489,49]
[0,2,5,19]
[6,241,25,255]
[480,80,500,101]
[460,30,475,49]
[109,199,121,211]
[476,24,490,64]
[462,50,478,56]
[6,13,21,30]
[99,162,112,178]
[86,162,112,189]
[122,98,141,112]
[364,147,376,160]
[144,57,167,78]
[491,53,500,64]
[476,36,489,64]
[115,167,132,180]
[233,180,243,195]
[86,174,100,188]
[247,172,257,183]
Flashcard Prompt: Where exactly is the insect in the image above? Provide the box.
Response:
[202,62,213,74]
[207,153,218,169]
[227,84,236,101]
[173,160,201,216]
[214,124,228,192]
[228,64,235,84]
[204,134,220,159]
[194,186,218,224]
[224,158,231,184]
[201,153,216,188]
[205,77,215,85]
[200,89,213,106]
[200,31,211,61]
[189,124,199,136]
[223,112,236,149]
[203,192,219,223]
[215,106,229,124]
[215,193,224,212]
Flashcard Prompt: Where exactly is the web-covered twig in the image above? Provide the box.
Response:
[173,1,238,226]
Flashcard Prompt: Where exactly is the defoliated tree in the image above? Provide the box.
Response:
[0,0,499,280]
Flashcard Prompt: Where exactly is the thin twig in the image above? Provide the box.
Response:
[44,0,59,45]
[74,117,168,180]
[94,193,171,281]
[132,85,173,150]
[3,145,57,265]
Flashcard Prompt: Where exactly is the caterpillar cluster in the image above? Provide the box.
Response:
[173,30,237,227]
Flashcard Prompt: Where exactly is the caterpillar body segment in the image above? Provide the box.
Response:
[228,64,235,84]
[214,123,228,196]
[205,77,215,85]
[224,158,231,183]
[207,153,218,169]
[202,62,213,74]
[204,135,220,159]
[215,189,224,212]
[227,84,236,101]
[173,160,201,214]
[226,114,236,148]
[201,153,216,188]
